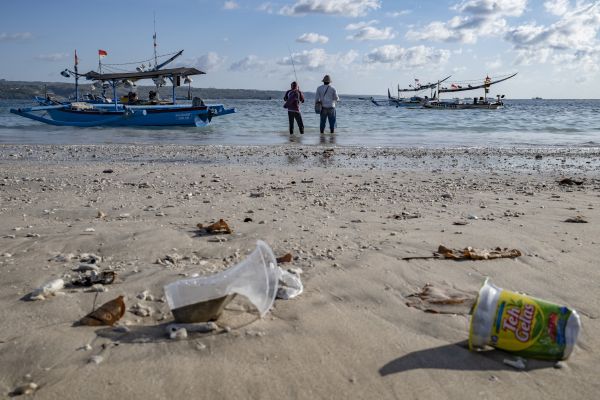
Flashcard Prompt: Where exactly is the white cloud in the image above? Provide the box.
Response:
[278,48,358,70]
[544,0,571,15]
[485,57,503,69]
[258,2,275,13]
[347,26,395,41]
[0,32,33,41]
[297,32,329,44]
[223,1,239,10]
[280,0,381,17]
[364,45,451,68]
[505,1,600,77]
[185,52,226,72]
[386,10,411,17]
[345,20,395,41]
[406,0,527,43]
[35,53,69,62]
[229,55,266,71]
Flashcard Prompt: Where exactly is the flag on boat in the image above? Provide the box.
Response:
[74,50,79,66]
[451,83,458,89]
[98,49,108,58]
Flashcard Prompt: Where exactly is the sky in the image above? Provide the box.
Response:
[1,0,599,98]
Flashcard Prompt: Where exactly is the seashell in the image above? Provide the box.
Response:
[166,322,217,335]
[30,278,65,300]
[84,228,96,233]
[88,355,104,364]
[11,382,38,396]
[169,327,188,340]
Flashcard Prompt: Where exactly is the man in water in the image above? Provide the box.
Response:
[284,81,305,135]
[315,75,339,134]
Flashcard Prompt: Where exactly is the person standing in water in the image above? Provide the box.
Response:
[284,81,305,135]
[315,74,339,134]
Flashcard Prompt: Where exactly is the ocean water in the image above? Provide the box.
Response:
[0,98,598,147]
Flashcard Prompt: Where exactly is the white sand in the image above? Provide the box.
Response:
[0,144,599,399]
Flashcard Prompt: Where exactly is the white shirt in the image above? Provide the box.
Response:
[316,84,339,108]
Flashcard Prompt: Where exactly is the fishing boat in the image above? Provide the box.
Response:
[372,76,451,107]
[11,67,235,127]
[423,73,517,110]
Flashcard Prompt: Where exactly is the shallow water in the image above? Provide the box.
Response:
[1,98,598,147]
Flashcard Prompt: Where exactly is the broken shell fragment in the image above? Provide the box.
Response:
[30,278,65,301]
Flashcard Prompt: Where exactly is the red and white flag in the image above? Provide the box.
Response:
[98,49,108,58]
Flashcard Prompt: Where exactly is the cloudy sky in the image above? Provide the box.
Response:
[1,0,599,98]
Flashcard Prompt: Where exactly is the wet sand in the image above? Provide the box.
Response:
[1,144,599,399]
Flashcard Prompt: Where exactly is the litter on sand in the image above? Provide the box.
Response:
[469,279,581,361]
[405,283,476,315]
[276,253,293,263]
[197,219,232,234]
[71,271,116,287]
[164,241,279,323]
[277,269,303,300]
[402,245,522,261]
[29,278,65,301]
[78,295,126,326]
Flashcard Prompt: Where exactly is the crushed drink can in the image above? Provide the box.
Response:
[469,279,581,360]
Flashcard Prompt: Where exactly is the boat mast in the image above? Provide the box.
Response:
[74,50,79,101]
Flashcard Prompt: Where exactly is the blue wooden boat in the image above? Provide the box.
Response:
[11,67,235,127]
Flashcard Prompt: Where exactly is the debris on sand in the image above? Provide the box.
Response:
[558,178,583,186]
[437,245,522,260]
[71,271,116,287]
[564,216,588,223]
[197,219,232,234]
[405,283,476,315]
[276,253,293,264]
[402,245,522,261]
[78,296,125,326]
[29,278,65,301]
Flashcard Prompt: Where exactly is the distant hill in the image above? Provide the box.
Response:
[0,79,287,101]
[0,79,370,101]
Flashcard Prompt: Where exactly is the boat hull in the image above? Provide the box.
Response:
[10,103,235,127]
[422,101,503,110]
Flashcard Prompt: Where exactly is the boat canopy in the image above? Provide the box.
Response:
[83,67,205,82]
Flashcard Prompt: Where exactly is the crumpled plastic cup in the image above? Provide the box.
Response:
[164,240,280,322]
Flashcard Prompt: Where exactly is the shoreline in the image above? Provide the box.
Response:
[2,143,600,175]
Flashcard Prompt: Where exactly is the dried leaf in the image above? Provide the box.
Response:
[437,245,521,260]
[197,219,232,234]
[78,295,125,326]
[276,253,293,264]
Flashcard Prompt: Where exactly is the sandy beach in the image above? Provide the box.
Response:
[1,144,599,399]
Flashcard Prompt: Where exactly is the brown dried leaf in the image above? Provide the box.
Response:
[198,219,232,234]
[78,295,125,326]
[437,245,521,260]
[276,253,293,264]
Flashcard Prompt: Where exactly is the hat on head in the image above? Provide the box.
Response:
[322,75,331,83]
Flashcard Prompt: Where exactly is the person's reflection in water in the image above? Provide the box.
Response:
[319,133,336,145]
[288,133,303,144]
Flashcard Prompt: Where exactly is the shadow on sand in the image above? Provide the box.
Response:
[379,340,556,376]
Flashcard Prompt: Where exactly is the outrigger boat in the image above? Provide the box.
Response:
[423,73,517,109]
[11,66,235,127]
[371,76,451,107]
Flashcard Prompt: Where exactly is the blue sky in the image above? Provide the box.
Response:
[1,0,599,98]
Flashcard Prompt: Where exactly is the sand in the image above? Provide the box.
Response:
[0,144,599,399]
